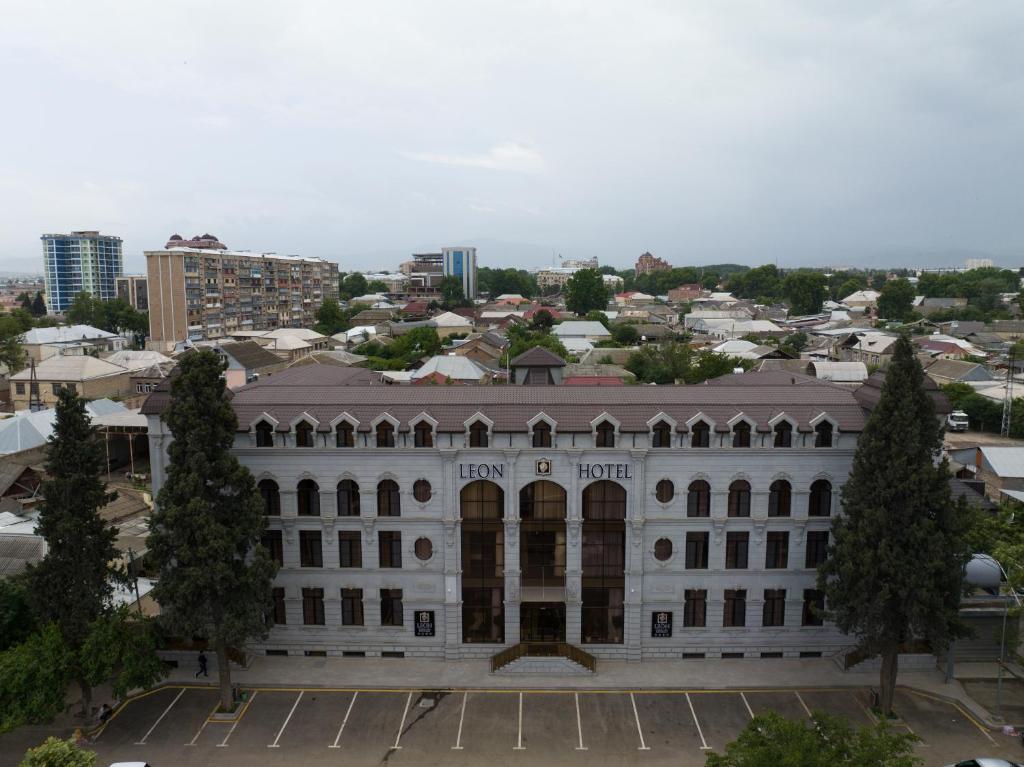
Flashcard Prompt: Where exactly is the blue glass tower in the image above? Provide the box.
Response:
[441,246,477,300]
[41,231,123,314]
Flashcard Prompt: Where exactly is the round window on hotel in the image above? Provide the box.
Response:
[655,479,674,503]
[654,538,673,561]
[413,479,432,503]
[414,537,433,561]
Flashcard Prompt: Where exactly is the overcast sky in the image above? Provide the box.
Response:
[1,0,1022,273]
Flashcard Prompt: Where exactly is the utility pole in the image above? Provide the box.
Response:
[1002,350,1015,437]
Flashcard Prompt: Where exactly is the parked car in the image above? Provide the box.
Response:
[944,759,1024,767]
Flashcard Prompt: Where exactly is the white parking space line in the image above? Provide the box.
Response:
[268,691,304,748]
[391,691,412,751]
[740,692,755,720]
[451,692,467,750]
[630,693,650,751]
[795,691,812,718]
[574,693,588,751]
[686,693,711,751]
[329,691,358,749]
[217,690,257,748]
[513,692,525,750]
[135,688,186,745]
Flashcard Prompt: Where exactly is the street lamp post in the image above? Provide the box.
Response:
[994,559,1021,722]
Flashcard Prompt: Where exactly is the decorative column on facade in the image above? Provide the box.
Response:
[625,449,647,660]
[503,450,521,646]
[565,452,583,644]
[440,452,461,659]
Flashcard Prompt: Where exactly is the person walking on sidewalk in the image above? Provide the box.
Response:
[196,651,208,678]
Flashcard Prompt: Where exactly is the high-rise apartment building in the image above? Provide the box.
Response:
[442,246,477,299]
[115,275,149,311]
[41,231,123,313]
[145,234,339,351]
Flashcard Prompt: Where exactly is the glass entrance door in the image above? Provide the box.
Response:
[520,602,566,643]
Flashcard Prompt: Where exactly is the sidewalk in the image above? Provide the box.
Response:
[163,653,1009,727]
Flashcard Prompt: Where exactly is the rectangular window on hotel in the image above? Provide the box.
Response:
[802,589,825,626]
[805,531,829,568]
[724,589,746,627]
[379,531,402,568]
[339,531,362,568]
[299,530,322,568]
[683,589,707,627]
[765,531,789,569]
[763,589,786,627]
[381,588,403,626]
[341,588,364,626]
[271,587,286,625]
[302,588,324,626]
[685,532,709,569]
[261,529,284,566]
[725,531,749,569]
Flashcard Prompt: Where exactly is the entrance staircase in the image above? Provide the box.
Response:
[490,642,596,674]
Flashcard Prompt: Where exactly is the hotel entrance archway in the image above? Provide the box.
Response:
[520,602,566,643]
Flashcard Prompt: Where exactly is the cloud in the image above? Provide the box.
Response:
[403,142,545,174]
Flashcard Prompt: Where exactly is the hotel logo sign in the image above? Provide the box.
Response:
[415,610,435,637]
[579,463,633,480]
[535,458,552,476]
[651,611,673,638]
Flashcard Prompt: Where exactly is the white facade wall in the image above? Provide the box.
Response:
[147,417,853,661]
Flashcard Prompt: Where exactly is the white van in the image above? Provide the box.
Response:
[947,410,970,432]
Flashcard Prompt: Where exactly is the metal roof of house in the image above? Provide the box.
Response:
[411,355,488,382]
[808,361,869,383]
[140,367,866,435]
[19,325,116,345]
[9,355,128,382]
[0,399,128,455]
[552,321,611,338]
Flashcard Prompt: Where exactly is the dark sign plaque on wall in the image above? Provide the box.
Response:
[651,611,673,638]
[415,610,435,637]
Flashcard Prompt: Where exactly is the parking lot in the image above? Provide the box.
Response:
[71,684,1015,767]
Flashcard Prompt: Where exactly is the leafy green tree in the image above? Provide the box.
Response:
[26,389,118,717]
[340,272,368,299]
[818,335,971,715]
[530,309,555,330]
[66,291,101,326]
[439,275,468,308]
[367,280,389,293]
[686,350,749,382]
[0,576,36,651]
[782,331,808,352]
[20,736,96,767]
[314,298,350,336]
[836,277,866,301]
[148,349,277,712]
[505,325,568,364]
[729,264,782,301]
[584,310,610,328]
[31,292,47,317]
[625,343,693,384]
[79,606,165,700]
[565,269,609,315]
[477,267,539,298]
[783,271,827,315]
[878,278,916,322]
[0,624,75,732]
[0,314,27,373]
[611,324,639,345]
[705,711,919,767]
[18,292,32,312]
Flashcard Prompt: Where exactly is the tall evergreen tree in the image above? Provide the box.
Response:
[31,292,47,317]
[818,334,971,715]
[148,349,276,711]
[26,389,118,716]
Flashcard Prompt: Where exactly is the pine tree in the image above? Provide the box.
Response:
[31,292,46,317]
[818,334,971,715]
[148,349,276,711]
[26,389,118,716]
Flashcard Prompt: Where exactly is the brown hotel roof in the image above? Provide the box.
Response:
[144,366,865,435]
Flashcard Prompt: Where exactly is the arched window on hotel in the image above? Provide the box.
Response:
[687,480,710,517]
[595,421,616,448]
[414,421,433,448]
[295,421,315,448]
[297,479,320,516]
[255,420,275,447]
[532,421,552,448]
[336,421,354,448]
[520,481,566,596]
[461,480,505,643]
[690,421,711,448]
[768,480,791,517]
[732,421,751,448]
[809,479,832,517]
[728,480,751,517]
[469,421,489,448]
[773,421,793,447]
[377,479,401,516]
[651,421,672,448]
[376,421,395,448]
[336,479,360,517]
[581,481,626,644]
[258,479,280,516]
[815,421,834,448]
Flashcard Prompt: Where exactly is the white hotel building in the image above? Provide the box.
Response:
[144,359,863,665]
